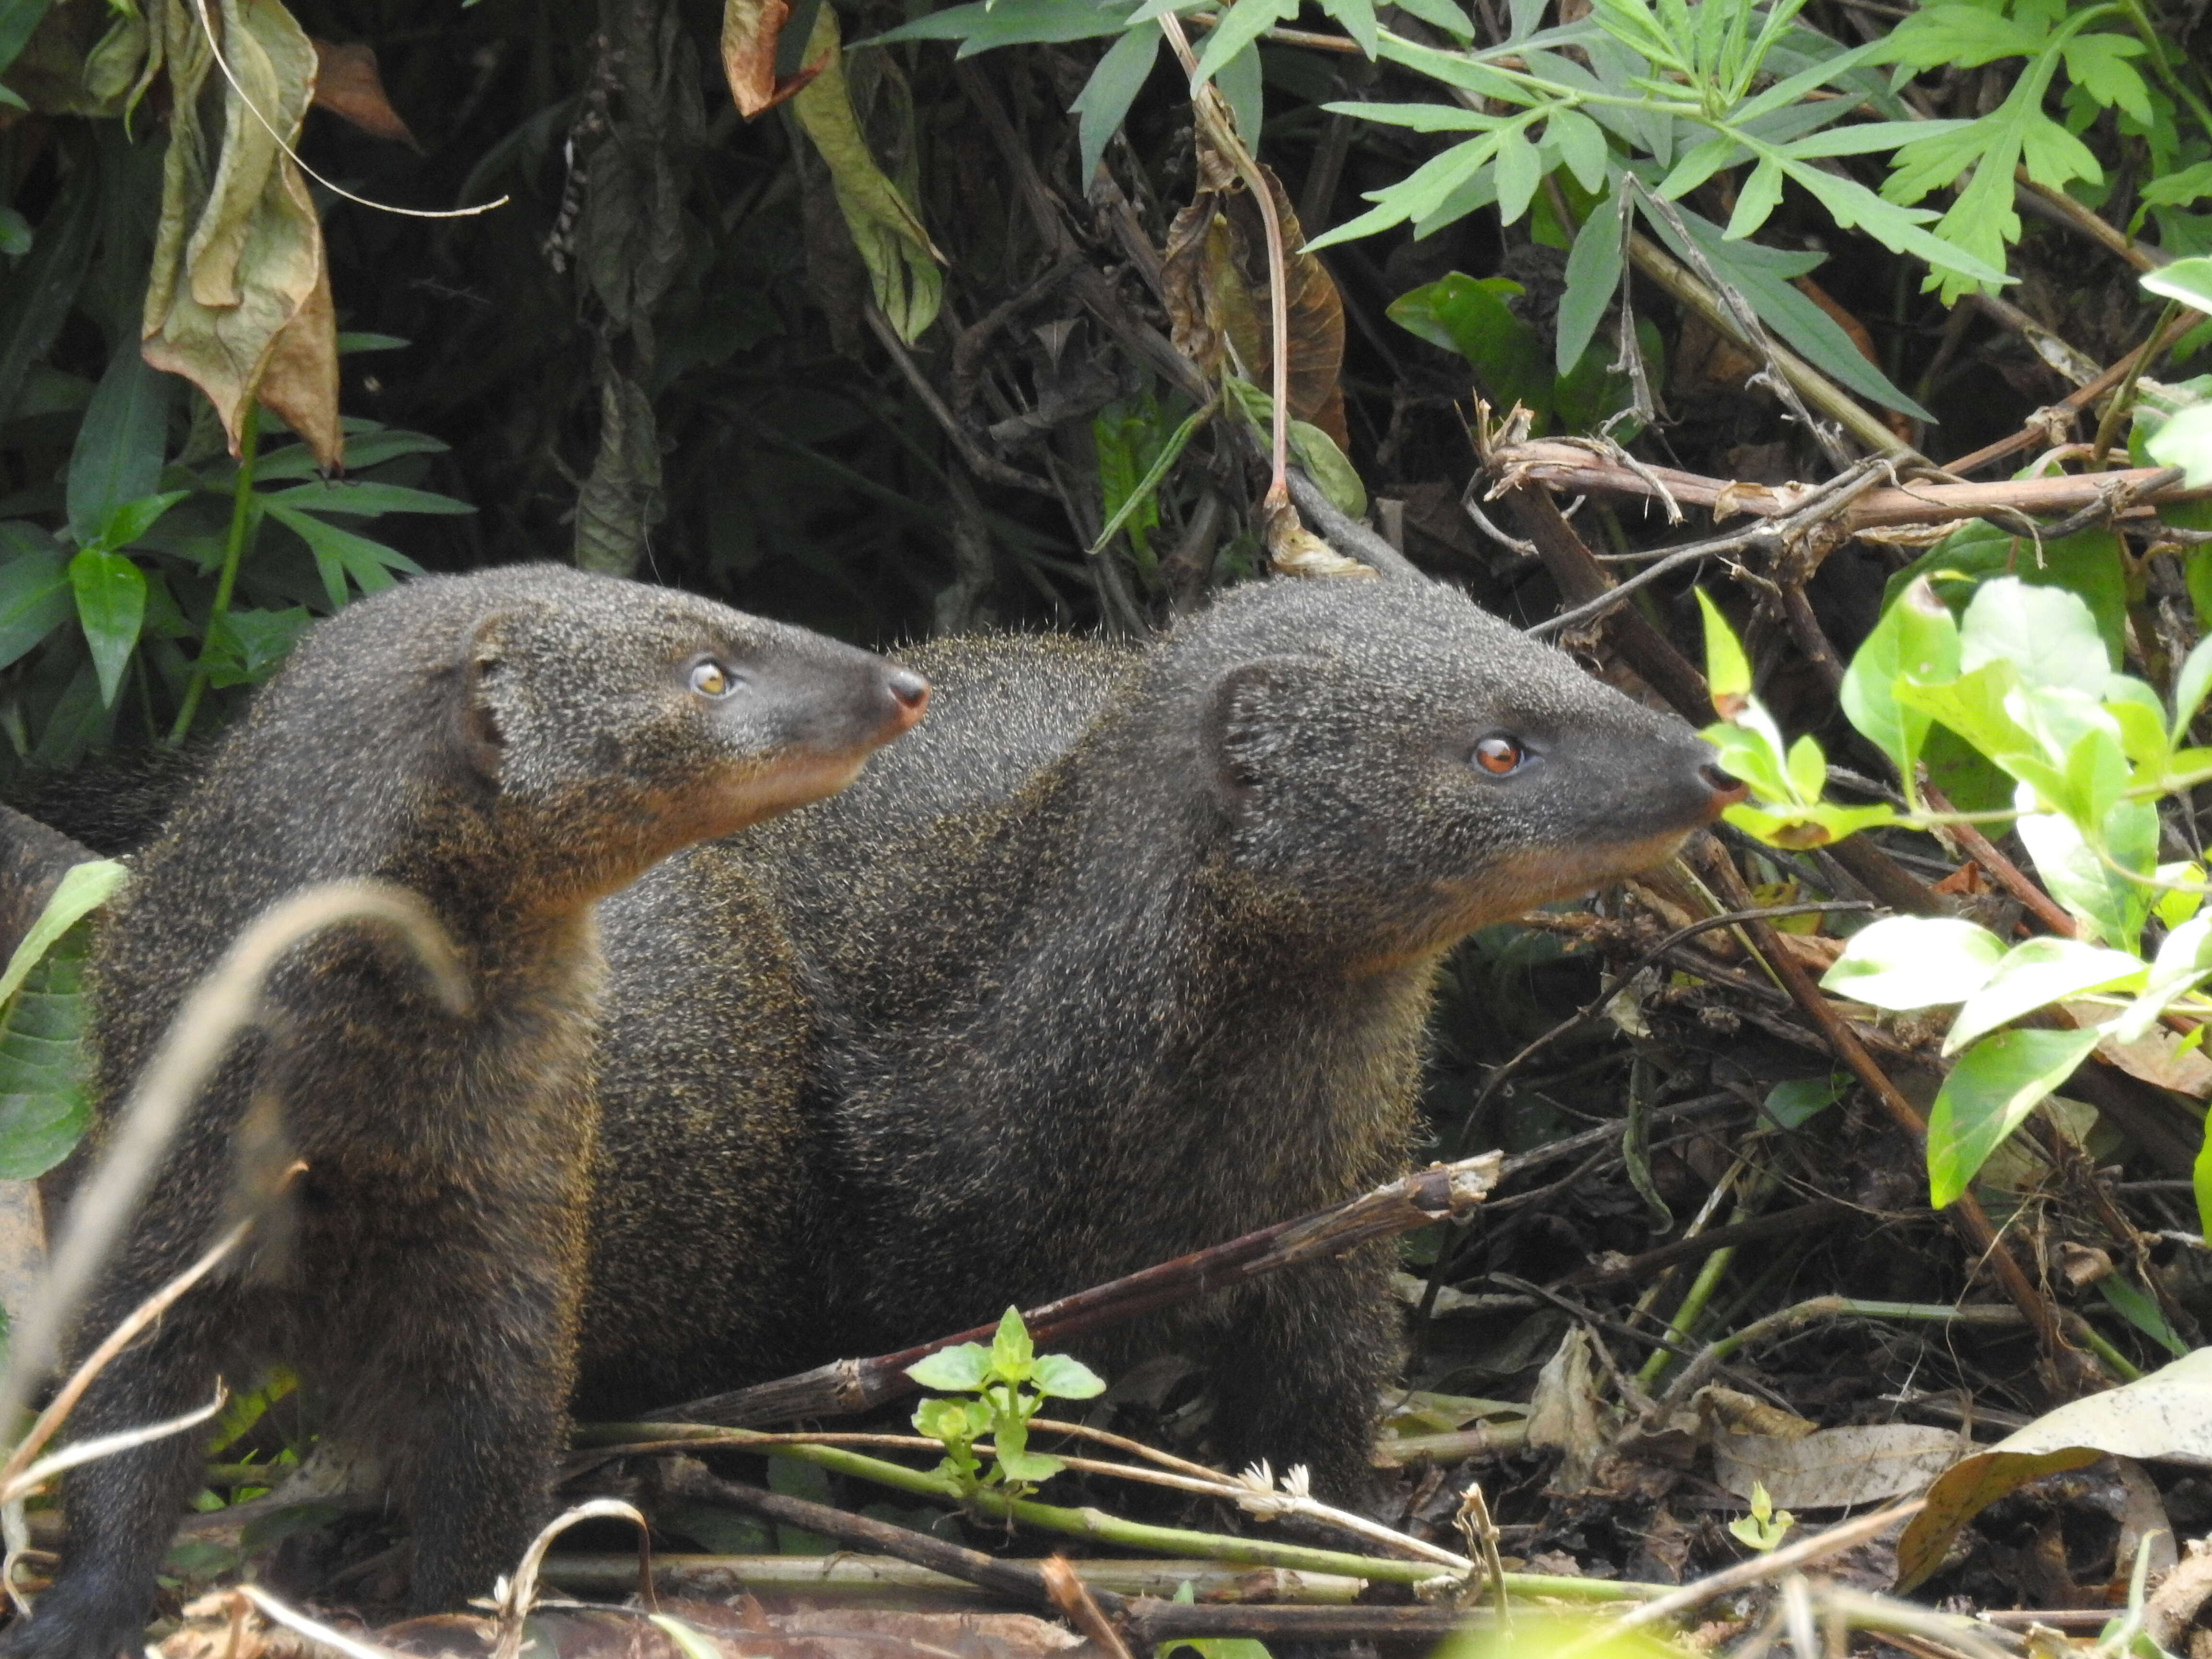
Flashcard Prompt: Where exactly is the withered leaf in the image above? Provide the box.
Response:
[719,0,823,115]
[1161,154,1347,449]
[309,39,419,150]
[142,0,341,469]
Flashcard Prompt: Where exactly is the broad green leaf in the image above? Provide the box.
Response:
[1839,577,1957,789]
[1784,733,1825,803]
[1820,915,2008,1010]
[1071,28,1160,186]
[1289,421,1366,518]
[1701,722,1792,803]
[1215,36,1263,150]
[1492,127,1543,226]
[1943,936,2144,1055]
[1695,588,1750,704]
[1314,0,1378,57]
[1545,108,1609,193]
[0,922,94,1181]
[1307,135,1502,251]
[1925,1027,2100,1209]
[200,607,312,689]
[2059,31,2150,122]
[2148,404,2212,488]
[2153,865,2205,933]
[1960,577,2110,692]
[2144,255,2212,315]
[1763,1075,1843,1128]
[1386,274,1551,423]
[0,859,127,1009]
[906,1342,992,1392]
[65,349,173,548]
[2013,789,2155,949]
[1894,661,2033,769]
[2097,1273,2188,1358]
[68,549,144,707]
[1389,0,1473,38]
[1720,798,1895,849]
[1725,156,1784,240]
[1030,1353,1107,1399]
[994,1446,1066,1482]
[0,0,58,78]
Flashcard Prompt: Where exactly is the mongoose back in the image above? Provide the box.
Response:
[8,565,928,1659]
[579,572,1737,1489]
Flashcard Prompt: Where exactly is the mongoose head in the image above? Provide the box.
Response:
[445,567,927,892]
[1160,575,1741,962]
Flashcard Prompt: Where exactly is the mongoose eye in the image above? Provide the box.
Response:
[689,660,737,699]
[1472,735,1526,776]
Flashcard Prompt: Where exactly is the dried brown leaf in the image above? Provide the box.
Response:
[142,0,341,469]
[308,40,418,149]
[718,0,824,115]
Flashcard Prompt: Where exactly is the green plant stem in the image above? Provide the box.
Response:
[2091,298,2182,468]
[2068,1317,2143,1382]
[577,1422,1659,1599]
[168,404,261,747]
[2114,0,2212,145]
[1636,1241,1739,1391]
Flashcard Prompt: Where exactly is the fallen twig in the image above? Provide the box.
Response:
[645,1152,1500,1428]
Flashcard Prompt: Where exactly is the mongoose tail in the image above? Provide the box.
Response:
[7,566,924,1659]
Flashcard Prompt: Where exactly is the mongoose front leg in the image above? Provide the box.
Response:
[1206,1247,1403,1503]
[12,1298,234,1659]
[381,1197,582,1612]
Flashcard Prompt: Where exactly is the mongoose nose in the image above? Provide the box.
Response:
[1700,762,1748,813]
[887,669,930,728]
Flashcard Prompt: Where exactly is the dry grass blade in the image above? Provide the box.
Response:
[236,1584,415,1659]
[0,880,468,1438]
[489,1497,650,1659]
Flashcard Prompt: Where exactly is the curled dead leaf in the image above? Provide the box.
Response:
[142,0,341,469]
[1260,493,1373,580]
[1161,155,1346,450]
[308,40,419,149]
[719,0,825,115]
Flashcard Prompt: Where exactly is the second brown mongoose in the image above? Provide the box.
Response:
[577,571,1738,1491]
[5,565,927,1659]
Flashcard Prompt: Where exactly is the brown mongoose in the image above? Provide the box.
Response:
[5,565,929,1659]
[576,572,1739,1491]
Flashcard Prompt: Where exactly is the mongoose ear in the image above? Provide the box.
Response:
[459,612,513,784]
[1202,657,1302,801]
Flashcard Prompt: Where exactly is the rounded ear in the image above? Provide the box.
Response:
[457,612,513,784]
[1203,656,1306,801]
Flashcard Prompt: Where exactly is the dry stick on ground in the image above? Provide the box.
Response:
[648,1153,1502,1428]
[1042,1557,1137,1659]
[1693,841,2078,1383]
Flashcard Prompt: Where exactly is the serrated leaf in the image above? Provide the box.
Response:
[1031,1352,1108,1399]
[1926,1027,2100,1208]
[906,1342,992,1392]
[990,1306,1034,1376]
[2058,30,2150,123]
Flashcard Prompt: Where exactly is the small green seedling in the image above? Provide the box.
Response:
[1727,1481,1795,1552]
[905,1308,1106,1501]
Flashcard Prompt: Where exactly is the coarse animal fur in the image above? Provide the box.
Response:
[8,565,927,1659]
[578,572,1736,1492]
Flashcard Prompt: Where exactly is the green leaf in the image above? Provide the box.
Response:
[2113,915,2212,1043]
[2148,404,2212,488]
[1386,0,1473,39]
[264,500,423,610]
[1544,108,1609,192]
[1925,1028,2100,1209]
[1030,1352,1108,1399]
[1839,577,1958,789]
[990,1306,1035,1377]
[1071,28,1160,186]
[906,1342,992,1392]
[0,0,58,81]
[2096,1273,2188,1358]
[0,533,74,673]
[199,607,312,689]
[1820,915,2008,1010]
[1762,1075,1842,1128]
[868,0,1139,51]
[1725,156,1784,240]
[1215,41,1263,157]
[1492,126,1543,226]
[250,429,447,481]
[994,1446,1066,1482]
[1192,0,1295,85]
[0,859,127,1009]
[86,491,189,557]
[2058,31,2150,123]
[2140,259,2212,315]
[260,481,476,517]
[1288,421,1366,518]
[66,349,173,548]
[1314,0,1377,57]
[1695,588,1750,704]
[1557,196,1624,373]
[1960,576,2112,691]
[1386,273,1551,423]
[1943,936,2144,1055]
[68,549,144,708]
[2014,792,2157,949]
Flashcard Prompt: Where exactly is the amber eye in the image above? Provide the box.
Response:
[689,661,733,698]
[1473,735,1525,775]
